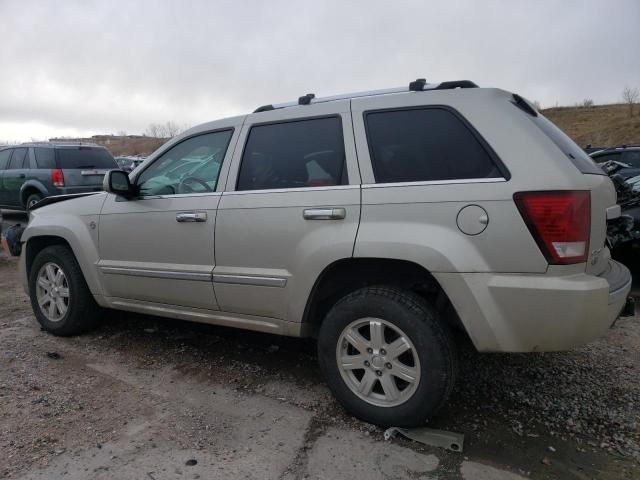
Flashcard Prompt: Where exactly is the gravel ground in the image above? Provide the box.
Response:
[0,249,639,479]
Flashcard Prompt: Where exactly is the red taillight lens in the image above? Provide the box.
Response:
[51,168,64,187]
[514,191,590,265]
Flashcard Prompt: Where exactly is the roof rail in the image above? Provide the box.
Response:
[253,78,478,113]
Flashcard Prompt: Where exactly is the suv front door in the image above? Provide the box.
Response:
[0,149,12,205]
[98,125,240,310]
[214,100,361,325]
[2,148,29,207]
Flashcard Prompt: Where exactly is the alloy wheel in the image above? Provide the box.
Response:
[35,262,70,322]
[336,317,421,407]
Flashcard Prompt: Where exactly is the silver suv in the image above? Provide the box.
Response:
[17,80,632,426]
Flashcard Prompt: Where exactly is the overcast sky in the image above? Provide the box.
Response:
[0,0,638,142]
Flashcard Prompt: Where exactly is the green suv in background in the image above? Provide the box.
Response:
[0,143,118,210]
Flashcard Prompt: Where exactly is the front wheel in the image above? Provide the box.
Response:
[318,286,457,427]
[28,245,102,336]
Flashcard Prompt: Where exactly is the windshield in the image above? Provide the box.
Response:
[57,148,118,169]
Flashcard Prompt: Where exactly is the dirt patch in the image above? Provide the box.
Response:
[0,257,638,479]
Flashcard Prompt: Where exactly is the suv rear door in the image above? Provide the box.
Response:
[214,100,361,323]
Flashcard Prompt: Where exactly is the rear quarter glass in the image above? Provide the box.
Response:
[512,97,604,175]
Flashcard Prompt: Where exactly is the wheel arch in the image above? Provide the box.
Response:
[20,181,49,207]
[302,257,464,338]
[23,224,102,296]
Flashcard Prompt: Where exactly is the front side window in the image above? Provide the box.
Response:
[237,117,346,191]
[365,108,502,183]
[7,148,27,169]
[137,130,233,197]
[0,149,11,170]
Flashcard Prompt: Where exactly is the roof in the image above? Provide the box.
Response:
[253,79,479,113]
[17,142,103,148]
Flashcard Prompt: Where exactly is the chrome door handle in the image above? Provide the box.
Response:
[303,207,346,220]
[176,211,207,222]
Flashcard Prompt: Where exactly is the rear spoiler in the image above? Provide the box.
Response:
[29,192,102,211]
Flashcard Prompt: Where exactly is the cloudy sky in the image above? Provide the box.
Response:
[0,0,638,142]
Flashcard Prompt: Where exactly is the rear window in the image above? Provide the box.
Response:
[591,151,622,163]
[515,100,604,175]
[365,107,503,183]
[622,150,640,168]
[34,148,56,168]
[56,148,117,169]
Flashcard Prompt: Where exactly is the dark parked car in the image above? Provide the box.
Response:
[584,144,609,154]
[0,143,118,210]
[115,156,145,173]
[590,145,640,179]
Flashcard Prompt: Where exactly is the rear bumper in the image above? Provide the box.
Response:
[436,260,632,352]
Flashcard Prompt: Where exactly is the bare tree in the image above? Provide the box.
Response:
[581,98,594,108]
[622,86,639,117]
[145,121,184,138]
[532,100,541,110]
[145,123,162,138]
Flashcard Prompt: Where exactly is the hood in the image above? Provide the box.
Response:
[29,192,108,217]
[30,192,103,211]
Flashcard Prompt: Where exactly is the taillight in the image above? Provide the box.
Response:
[514,191,590,265]
[51,168,65,187]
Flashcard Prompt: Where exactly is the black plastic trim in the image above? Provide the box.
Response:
[511,93,538,117]
[434,80,479,90]
[253,105,275,113]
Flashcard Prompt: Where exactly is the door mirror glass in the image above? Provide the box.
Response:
[104,170,135,198]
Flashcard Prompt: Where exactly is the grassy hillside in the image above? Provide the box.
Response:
[542,103,640,148]
[81,103,640,157]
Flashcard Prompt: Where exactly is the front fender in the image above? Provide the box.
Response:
[22,213,103,295]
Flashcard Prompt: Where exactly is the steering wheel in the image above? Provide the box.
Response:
[178,177,213,194]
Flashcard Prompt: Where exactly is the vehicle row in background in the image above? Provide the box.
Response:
[589,144,640,179]
[0,143,118,210]
[115,156,145,173]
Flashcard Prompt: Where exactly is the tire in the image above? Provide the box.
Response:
[26,192,43,210]
[28,245,102,336]
[318,286,458,427]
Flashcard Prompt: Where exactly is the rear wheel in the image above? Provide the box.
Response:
[28,245,102,336]
[318,286,457,427]
[26,192,42,209]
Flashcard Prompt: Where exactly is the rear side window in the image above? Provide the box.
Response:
[237,117,346,191]
[56,148,118,169]
[34,148,56,168]
[8,148,27,169]
[365,108,503,183]
[0,149,11,170]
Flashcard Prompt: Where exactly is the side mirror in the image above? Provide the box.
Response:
[104,170,136,199]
